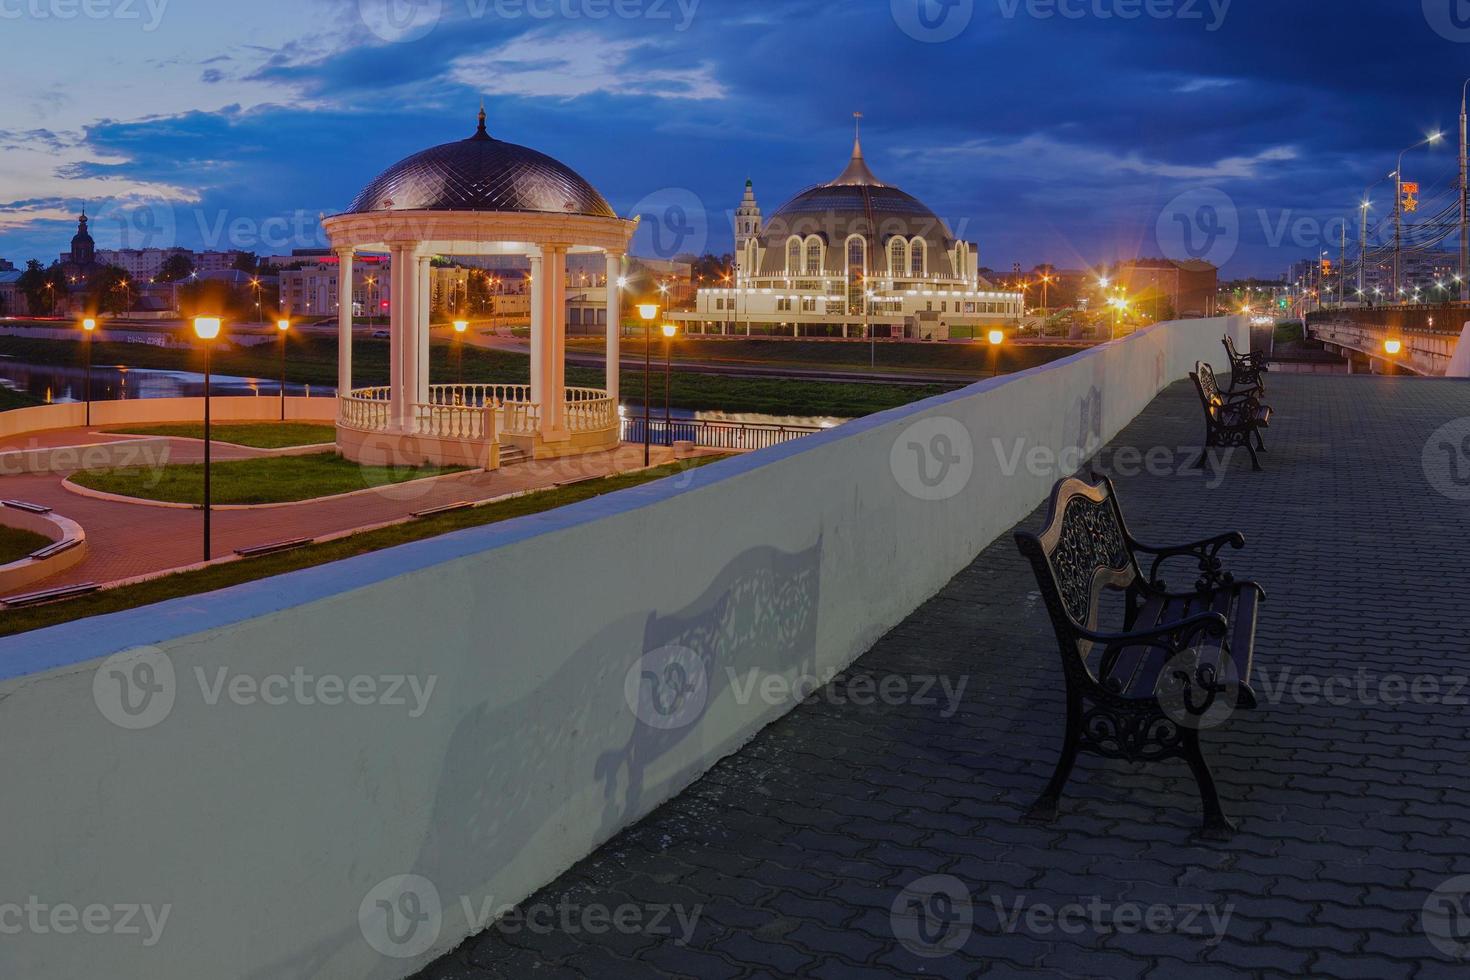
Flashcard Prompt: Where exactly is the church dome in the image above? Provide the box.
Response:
[757,134,957,278]
[344,109,617,219]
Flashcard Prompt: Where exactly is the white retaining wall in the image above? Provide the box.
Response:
[0,317,1246,979]
[0,395,336,441]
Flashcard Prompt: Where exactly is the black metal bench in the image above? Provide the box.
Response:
[1223,334,1267,394]
[1014,475,1266,840]
[1192,361,1271,471]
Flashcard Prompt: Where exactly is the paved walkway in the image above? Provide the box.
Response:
[415,374,1470,979]
[0,428,685,589]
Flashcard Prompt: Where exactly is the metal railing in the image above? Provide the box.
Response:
[621,417,823,451]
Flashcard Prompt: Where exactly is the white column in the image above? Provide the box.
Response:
[399,247,421,431]
[389,246,407,431]
[605,251,622,405]
[417,257,431,404]
[547,245,567,436]
[529,252,545,411]
[336,248,353,401]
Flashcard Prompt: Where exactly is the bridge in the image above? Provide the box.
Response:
[1307,306,1470,376]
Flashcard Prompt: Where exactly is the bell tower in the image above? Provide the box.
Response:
[734,179,761,277]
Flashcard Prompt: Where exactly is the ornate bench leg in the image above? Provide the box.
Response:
[1182,729,1236,841]
[1028,697,1081,823]
[1245,440,1263,472]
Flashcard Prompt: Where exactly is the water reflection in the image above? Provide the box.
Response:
[0,358,326,404]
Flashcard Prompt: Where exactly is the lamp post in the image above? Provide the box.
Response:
[81,317,95,425]
[193,316,222,562]
[453,320,468,387]
[637,303,658,465]
[1394,132,1443,303]
[276,318,290,421]
[987,328,1004,378]
[661,323,676,445]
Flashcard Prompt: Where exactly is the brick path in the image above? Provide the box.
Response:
[414,374,1470,979]
[0,428,684,589]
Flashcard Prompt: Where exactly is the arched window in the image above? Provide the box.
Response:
[889,238,908,278]
[955,242,967,277]
[847,235,866,275]
[910,237,927,277]
[805,236,823,275]
[786,237,801,275]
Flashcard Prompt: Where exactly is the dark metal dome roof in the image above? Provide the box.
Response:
[345,109,617,218]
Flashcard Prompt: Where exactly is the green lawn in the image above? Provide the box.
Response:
[0,457,723,637]
[109,422,337,449]
[0,525,51,565]
[70,452,465,505]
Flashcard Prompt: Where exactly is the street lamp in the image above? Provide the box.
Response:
[193,315,223,562]
[453,319,468,386]
[661,323,676,445]
[987,328,1004,378]
[1394,132,1444,302]
[81,317,96,425]
[276,318,290,421]
[637,303,658,465]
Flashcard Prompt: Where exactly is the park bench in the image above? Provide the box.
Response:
[1223,334,1267,394]
[1192,362,1271,472]
[1014,475,1266,840]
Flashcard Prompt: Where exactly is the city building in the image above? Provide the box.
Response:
[1111,258,1219,318]
[674,128,1022,339]
[0,270,21,315]
[94,246,193,281]
[0,258,15,272]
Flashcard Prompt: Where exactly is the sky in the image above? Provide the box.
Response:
[1,0,1467,279]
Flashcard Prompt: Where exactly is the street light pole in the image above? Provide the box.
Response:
[81,318,95,425]
[1395,133,1443,303]
[193,316,222,562]
[277,318,289,421]
[661,323,675,446]
[637,303,658,466]
[1461,79,1469,301]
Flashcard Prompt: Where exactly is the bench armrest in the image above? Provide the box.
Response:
[1129,531,1245,593]
[1087,612,1231,693]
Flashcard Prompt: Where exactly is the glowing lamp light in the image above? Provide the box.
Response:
[616,276,628,288]
[193,316,222,340]
[82,318,96,331]
[1384,339,1403,355]
[453,320,469,334]
[662,324,677,338]
[277,318,290,332]
[987,329,1005,346]
[637,303,659,321]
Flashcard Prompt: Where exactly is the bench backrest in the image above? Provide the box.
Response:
[1015,476,1140,648]
[1223,334,1244,364]
[1192,361,1227,422]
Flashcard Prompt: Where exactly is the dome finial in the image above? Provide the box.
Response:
[853,111,863,157]
[474,100,488,139]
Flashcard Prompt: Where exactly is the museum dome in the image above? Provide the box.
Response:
[344,107,617,219]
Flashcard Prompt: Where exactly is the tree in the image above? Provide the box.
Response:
[231,252,259,274]
[90,265,132,315]
[16,260,66,315]
[157,253,195,283]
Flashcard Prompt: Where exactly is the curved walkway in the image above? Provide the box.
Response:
[415,373,1470,979]
[0,427,684,589]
